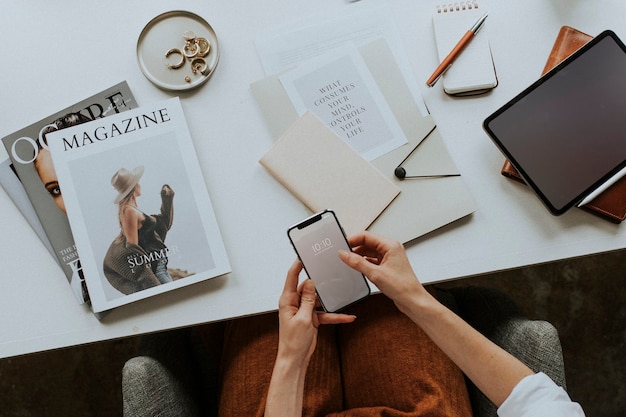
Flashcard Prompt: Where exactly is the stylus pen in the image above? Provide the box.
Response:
[578,165,626,207]
[426,12,488,87]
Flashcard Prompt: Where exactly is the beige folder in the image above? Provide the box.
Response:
[260,112,400,236]
[253,38,475,243]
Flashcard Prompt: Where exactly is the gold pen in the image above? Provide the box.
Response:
[426,12,488,87]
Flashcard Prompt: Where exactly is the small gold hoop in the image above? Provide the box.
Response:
[195,37,211,58]
[165,48,185,70]
[183,41,199,58]
[190,58,209,75]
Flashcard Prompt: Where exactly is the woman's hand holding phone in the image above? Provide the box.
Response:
[277,260,356,365]
[266,260,356,417]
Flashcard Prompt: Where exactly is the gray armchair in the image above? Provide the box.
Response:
[122,287,567,417]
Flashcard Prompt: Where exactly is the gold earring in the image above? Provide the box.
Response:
[195,37,211,57]
[165,48,185,69]
[190,58,208,75]
[183,41,199,58]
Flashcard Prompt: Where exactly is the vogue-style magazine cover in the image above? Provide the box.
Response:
[1,81,136,305]
[46,97,231,313]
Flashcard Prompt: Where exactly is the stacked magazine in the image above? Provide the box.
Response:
[1,83,231,314]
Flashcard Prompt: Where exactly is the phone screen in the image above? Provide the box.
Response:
[287,210,370,312]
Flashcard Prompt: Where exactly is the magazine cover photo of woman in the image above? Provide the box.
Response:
[37,112,92,302]
[36,113,93,214]
[103,165,178,295]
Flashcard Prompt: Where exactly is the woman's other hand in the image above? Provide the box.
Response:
[338,231,427,315]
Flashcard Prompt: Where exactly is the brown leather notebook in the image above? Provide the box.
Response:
[501,26,626,223]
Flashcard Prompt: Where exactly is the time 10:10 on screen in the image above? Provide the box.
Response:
[312,237,333,254]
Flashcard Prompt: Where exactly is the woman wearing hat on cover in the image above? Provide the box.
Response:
[103,166,175,295]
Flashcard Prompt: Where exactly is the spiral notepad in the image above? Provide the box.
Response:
[432,1,497,95]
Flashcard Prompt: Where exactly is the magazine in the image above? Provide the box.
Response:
[46,97,231,313]
[1,81,136,305]
[0,150,56,258]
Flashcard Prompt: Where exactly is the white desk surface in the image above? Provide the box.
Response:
[1,0,625,358]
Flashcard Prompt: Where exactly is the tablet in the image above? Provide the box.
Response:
[483,30,626,215]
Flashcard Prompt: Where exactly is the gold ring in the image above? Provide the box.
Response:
[165,48,185,69]
[183,41,199,58]
[195,37,211,58]
[190,58,209,75]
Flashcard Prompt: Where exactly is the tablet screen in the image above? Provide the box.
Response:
[483,30,626,215]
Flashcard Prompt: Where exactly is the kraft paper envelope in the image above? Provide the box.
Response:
[252,38,475,243]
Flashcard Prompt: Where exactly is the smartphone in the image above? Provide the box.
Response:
[287,210,370,312]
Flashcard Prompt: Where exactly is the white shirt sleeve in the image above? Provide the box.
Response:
[497,372,586,417]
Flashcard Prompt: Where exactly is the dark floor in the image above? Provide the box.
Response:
[1,249,624,416]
